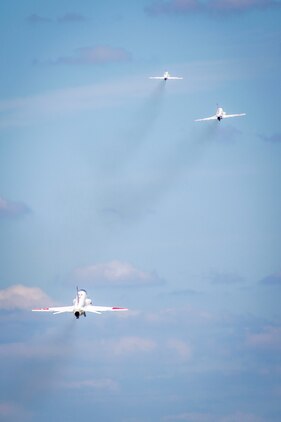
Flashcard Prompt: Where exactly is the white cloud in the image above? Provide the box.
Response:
[73,260,163,286]
[0,285,51,310]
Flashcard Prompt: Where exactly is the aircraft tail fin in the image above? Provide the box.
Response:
[76,286,79,302]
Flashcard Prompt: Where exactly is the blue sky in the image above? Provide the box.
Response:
[0,1,281,421]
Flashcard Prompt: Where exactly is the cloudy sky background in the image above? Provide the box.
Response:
[0,0,281,421]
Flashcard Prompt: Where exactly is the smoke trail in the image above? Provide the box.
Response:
[98,89,237,225]
[3,318,77,420]
[126,80,166,150]
[23,318,77,398]
[107,81,166,168]
[99,123,215,224]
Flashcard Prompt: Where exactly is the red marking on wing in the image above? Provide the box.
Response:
[112,307,128,310]
[34,307,49,310]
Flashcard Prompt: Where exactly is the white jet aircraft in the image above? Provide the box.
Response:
[149,71,183,81]
[195,107,246,122]
[32,288,128,319]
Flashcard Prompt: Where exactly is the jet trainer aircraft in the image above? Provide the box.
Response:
[32,288,128,319]
[149,71,183,81]
[195,106,246,122]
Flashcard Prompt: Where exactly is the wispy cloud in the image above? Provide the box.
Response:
[0,341,66,359]
[70,336,157,362]
[142,305,215,326]
[209,0,281,14]
[0,57,266,130]
[0,196,30,218]
[208,270,244,285]
[45,45,131,66]
[163,412,214,422]
[25,14,51,24]
[259,132,281,143]
[0,77,141,128]
[110,336,157,356]
[26,12,87,25]
[73,260,163,287]
[61,378,119,392]
[221,412,266,422]
[163,411,266,422]
[170,288,202,296]
[0,401,29,420]
[145,0,281,16]
[145,0,200,15]
[260,271,281,286]
[0,285,51,310]
[166,339,192,361]
[246,326,281,350]
[57,12,87,23]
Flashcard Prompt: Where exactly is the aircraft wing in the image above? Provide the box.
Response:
[168,77,183,80]
[84,305,128,315]
[32,306,74,314]
[223,113,246,119]
[149,76,164,79]
[195,115,217,122]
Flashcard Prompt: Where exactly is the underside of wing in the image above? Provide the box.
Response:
[149,76,163,79]
[223,113,246,119]
[168,77,183,80]
[84,305,128,314]
[32,306,74,314]
[195,115,217,122]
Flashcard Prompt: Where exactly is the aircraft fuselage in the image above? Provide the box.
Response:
[73,289,90,318]
[216,108,224,121]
